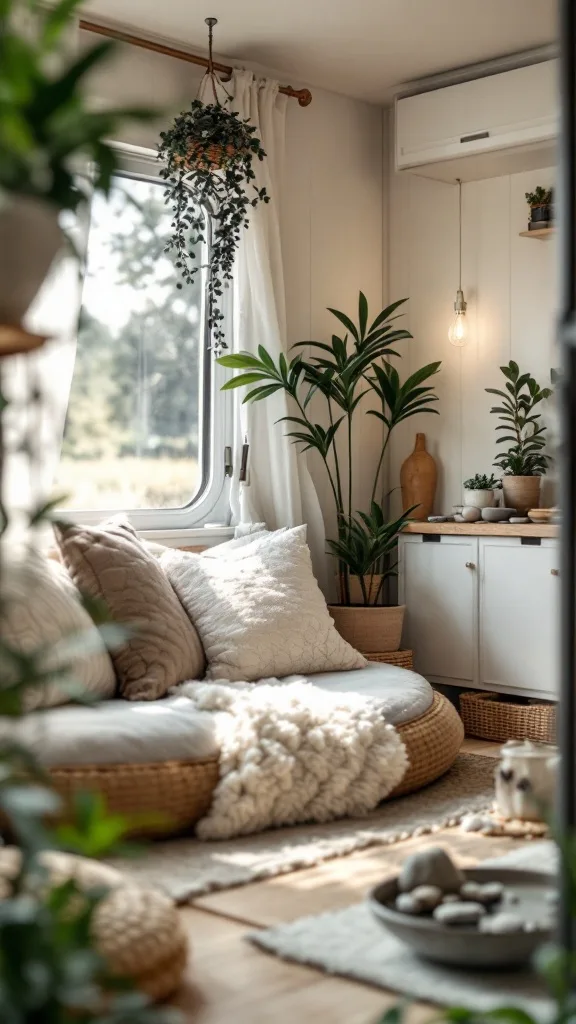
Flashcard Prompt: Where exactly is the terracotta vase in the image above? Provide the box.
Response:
[502,476,541,516]
[400,433,437,521]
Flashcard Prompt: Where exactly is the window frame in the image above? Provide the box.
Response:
[57,143,233,532]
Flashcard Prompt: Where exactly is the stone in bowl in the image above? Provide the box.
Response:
[369,867,553,969]
[481,507,516,523]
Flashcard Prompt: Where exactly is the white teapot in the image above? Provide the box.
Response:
[494,740,558,822]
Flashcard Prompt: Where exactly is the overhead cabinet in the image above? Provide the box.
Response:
[399,533,558,700]
[395,60,558,182]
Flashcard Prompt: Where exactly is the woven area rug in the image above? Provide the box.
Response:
[109,753,496,901]
[250,842,557,1020]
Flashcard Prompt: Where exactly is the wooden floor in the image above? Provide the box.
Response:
[169,739,513,1023]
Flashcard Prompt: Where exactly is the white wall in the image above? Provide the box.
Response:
[81,32,384,533]
[386,127,558,513]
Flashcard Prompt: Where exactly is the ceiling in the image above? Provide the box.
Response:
[81,0,557,105]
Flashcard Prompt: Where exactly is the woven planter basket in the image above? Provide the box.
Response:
[368,650,414,669]
[328,604,405,653]
[460,690,556,744]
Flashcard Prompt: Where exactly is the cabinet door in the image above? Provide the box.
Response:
[479,538,558,699]
[399,535,478,684]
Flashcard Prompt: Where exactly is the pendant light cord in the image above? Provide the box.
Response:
[457,178,462,291]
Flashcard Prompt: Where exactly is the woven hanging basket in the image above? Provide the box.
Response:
[460,690,556,744]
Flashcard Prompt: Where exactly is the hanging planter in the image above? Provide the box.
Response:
[158,18,269,351]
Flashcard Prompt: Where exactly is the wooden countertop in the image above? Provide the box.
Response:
[403,521,557,538]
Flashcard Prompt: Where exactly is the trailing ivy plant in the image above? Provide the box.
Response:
[158,97,269,351]
[218,293,441,604]
[486,361,553,477]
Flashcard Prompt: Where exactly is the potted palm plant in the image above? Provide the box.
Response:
[486,361,553,515]
[218,294,441,653]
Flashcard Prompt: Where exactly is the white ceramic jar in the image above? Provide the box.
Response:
[494,740,558,822]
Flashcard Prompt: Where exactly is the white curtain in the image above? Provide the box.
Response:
[199,70,327,589]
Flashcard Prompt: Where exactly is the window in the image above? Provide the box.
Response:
[57,152,230,528]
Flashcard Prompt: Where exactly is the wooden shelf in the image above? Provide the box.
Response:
[519,227,555,240]
[403,522,557,538]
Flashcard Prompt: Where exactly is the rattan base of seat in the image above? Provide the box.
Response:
[48,692,462,834]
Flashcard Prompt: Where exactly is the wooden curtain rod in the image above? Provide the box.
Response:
[79,19,313,107]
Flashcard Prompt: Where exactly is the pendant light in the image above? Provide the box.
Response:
[448,178,468,347]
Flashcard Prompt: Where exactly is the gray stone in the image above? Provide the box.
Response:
[510,517,531,524]
[398,847,465,894]
[410,885,443,911]
[442,894,460,904]
[395,893,421,915]
[433,901,486,926]
[428,516,448,523]
[480,912,524,934]
[476,882,504,906]
[460,881,482,901]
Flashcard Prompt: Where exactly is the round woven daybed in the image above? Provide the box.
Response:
[9,663,463,836]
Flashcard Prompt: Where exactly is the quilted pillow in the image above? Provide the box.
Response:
[54,519,205,700]
[160,526,366,682]
[0,552,116,710]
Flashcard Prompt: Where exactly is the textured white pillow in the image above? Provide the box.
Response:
[160,526,366,682]
[0,553,116,709]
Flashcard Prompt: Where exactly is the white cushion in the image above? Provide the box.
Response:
[0,553,116,709]
[160,526,366,683]
[307,661,433,725]
[1,664,433,767]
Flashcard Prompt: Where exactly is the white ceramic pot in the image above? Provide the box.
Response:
[494,739,558,822]
[0,196,62,326]
[463,488,496,509]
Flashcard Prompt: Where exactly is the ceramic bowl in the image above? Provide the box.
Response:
[528,508,553,523]
[369,866,553,969]
[481,507,516,522]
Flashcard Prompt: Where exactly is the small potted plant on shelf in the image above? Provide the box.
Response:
[462,473,502,509]
[486,360,553,515]
[525,185,554,229]
[218,293,442,653]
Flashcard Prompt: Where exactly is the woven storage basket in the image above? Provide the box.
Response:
[460,690,556,744]
[368,650,414,670]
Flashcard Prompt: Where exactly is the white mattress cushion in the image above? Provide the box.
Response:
[1,664,433,768]
[305,662,433,725]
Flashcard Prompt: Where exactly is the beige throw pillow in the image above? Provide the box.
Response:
[160,526,366,683]
[0,552,116,709]
[54,520,205,700]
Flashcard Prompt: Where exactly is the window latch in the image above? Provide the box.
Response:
[224,446,233,478]
[239,441,249,483]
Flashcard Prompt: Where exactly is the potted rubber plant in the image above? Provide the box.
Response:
[462,473,502,509]
[486,361,553,514]
[218,294,441,653]
[0,0,155,350]
[525,185,554,228]
[158,22,269,352]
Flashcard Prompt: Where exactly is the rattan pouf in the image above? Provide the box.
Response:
[391,691,464,797]
[0,849,187,1002]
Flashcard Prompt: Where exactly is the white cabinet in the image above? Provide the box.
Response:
[399,533,558,700]
[399,535,478,686]
[479,538,558,699]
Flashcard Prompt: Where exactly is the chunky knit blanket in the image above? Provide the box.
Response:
[174,677,408,841]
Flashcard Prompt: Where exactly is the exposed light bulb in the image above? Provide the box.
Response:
[448,287,468,347]
[448,310,468,347]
